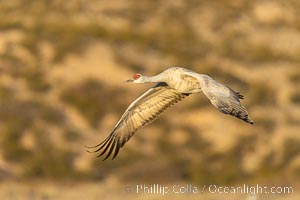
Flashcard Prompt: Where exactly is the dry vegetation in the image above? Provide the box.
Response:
[0,0,300,199]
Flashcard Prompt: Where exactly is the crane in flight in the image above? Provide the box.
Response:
[86,67,254,160]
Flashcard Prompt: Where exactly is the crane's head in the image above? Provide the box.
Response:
[126,73,144,83]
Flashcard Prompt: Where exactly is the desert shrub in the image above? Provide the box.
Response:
[248,82,277,106]
[0,85,14,100]
[256,151,281,180]
[0,95,64,126]
[22,128,77,179]
[61,79,126,127]
[186,135,256,185]
[289,70,300,83]
[63,127,82,142]
[24,68,51,92]
[2,121,30,162]
[291,90,300,105]
[255,116,277,133]
[254,138,300,181]
[221,36,297,62]
[285,113,300,125]
[293,166,300,178]
[0,50,26,76]
[0,94,65,163]
[243,44,278,62]
[0,85,81,179]
[281,138,300,167]
[23,150,76,179]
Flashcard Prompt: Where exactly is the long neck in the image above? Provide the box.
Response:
[143,73,167,83]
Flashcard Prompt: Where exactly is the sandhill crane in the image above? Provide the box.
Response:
[86,67,254,160]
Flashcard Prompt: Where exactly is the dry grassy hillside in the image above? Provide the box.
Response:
[0,0,300,199]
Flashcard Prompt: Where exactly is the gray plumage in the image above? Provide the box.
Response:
[86,67,254,160]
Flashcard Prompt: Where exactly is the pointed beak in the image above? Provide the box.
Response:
[125,78,134,83]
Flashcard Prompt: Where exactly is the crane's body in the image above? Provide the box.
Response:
[86,67,254,160]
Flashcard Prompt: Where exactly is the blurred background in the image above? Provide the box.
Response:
[0,0,299,199]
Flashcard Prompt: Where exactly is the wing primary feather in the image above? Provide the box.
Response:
[96,135,114,157]
[103,137,117,160]
[236,92,244,99]
[112,140,121,159]
[84,136,111,150]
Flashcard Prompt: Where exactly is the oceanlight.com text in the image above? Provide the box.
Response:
[125,184,294,196]
[208,184,294,195]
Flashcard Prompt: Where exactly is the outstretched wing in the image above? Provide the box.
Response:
[200,75,254,125]
[85,82,189,160]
